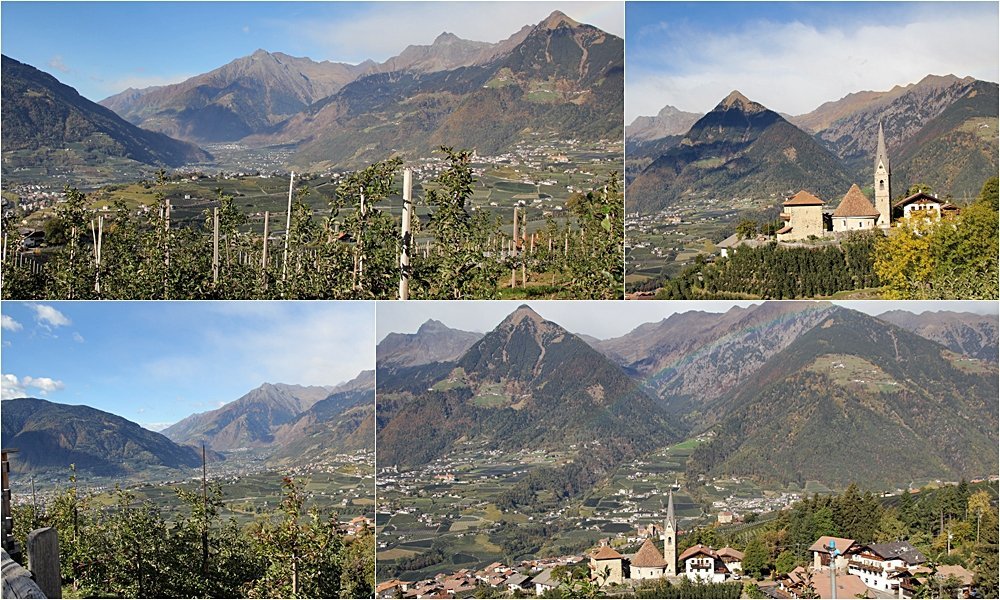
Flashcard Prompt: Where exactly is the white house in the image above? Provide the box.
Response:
[848,541,927,593]
[678,544,731,584]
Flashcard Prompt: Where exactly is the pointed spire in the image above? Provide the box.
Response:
[875,120,890,173]
[666,490,675,530]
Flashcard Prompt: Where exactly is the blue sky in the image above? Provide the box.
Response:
[1,1,622,102]
[626,1,1000,121]
[1,301,374,431]
[377,300,999,342]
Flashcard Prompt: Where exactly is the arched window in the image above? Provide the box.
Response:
[879,180,885,190]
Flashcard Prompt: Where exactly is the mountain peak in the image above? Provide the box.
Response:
[251,48,270,58]
[538,10,580,30]
[717,90,766,113]
[417,318,449,333]
[508,304,545,326]
[433,31,462,45]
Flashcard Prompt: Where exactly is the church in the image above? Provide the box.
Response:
[772,122,956,242]
[588,491,744,587]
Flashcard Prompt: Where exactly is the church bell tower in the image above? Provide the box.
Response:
[663,490,676,575]
[874,121,892,227]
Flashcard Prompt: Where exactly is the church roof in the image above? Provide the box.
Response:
[783,190,825,206]
[875,121,891,172]
[833,184,881,218]
[631,538,668,568]
[591,546,624,561]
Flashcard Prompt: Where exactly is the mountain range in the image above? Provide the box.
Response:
[377,305,679,471]
[1,55,211,170]
[378,304,998,490]
[627,75,999,213]
[0,371,375,476]
[163,373,375,456]
[91,11,622,171]
[0,397,204,475]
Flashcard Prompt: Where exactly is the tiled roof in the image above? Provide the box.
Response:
[866,541,926,565]
[833,184,881,218]
[893,191,941,209]
[784,190,825,206]
[717,546,745,561]
[678,543,718,561]
[808,536,856,554]
[591,546,624,560]
[631,538,668,568]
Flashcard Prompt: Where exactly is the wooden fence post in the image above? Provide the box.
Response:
[26,527,60,598]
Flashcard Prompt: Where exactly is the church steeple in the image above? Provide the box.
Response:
[663,490,677,575]
[874,120,892,227]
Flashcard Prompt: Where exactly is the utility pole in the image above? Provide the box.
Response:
[827,540,839,600]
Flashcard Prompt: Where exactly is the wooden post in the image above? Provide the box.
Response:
[212,208,220,285]
[1,450,18,561]
[26,528,60,599]
[163,200,171,298]
[357,188,366,290]
[283,172,294,283]
[512,207,520,255]
[399,168,413,300]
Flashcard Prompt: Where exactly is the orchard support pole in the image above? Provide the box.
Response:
[399,168,413,300]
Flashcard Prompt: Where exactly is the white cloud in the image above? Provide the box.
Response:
[1,374,27,400]
[22,376,65,394]
[1,374,64,398]
[1,315,23,332]
[30,304,71,328]
[72,332,85,343]
[48,55,71,74]
[140,422,174,433]
[270,2,622,63]
[626,6,999,120]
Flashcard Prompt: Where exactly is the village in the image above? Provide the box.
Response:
[376,489,979,599]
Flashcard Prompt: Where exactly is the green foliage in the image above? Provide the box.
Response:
[413,148,505,299]
[660,231,881,299]
[875,191,999,299]
[742,536,770,578]
[633,578,742,599]
[560,174,624,299]
[11,473,372,599]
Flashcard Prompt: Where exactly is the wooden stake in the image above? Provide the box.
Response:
[512,206,520,254]
[212,207,220,285]
[283,172,294,282]
[399,168,413,300]
[261,211,270,288]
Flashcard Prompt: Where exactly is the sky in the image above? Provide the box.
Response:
[376,300,999,342]
[626,1,1000,122]
[1,1,623,102]
[1,301,374,431]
